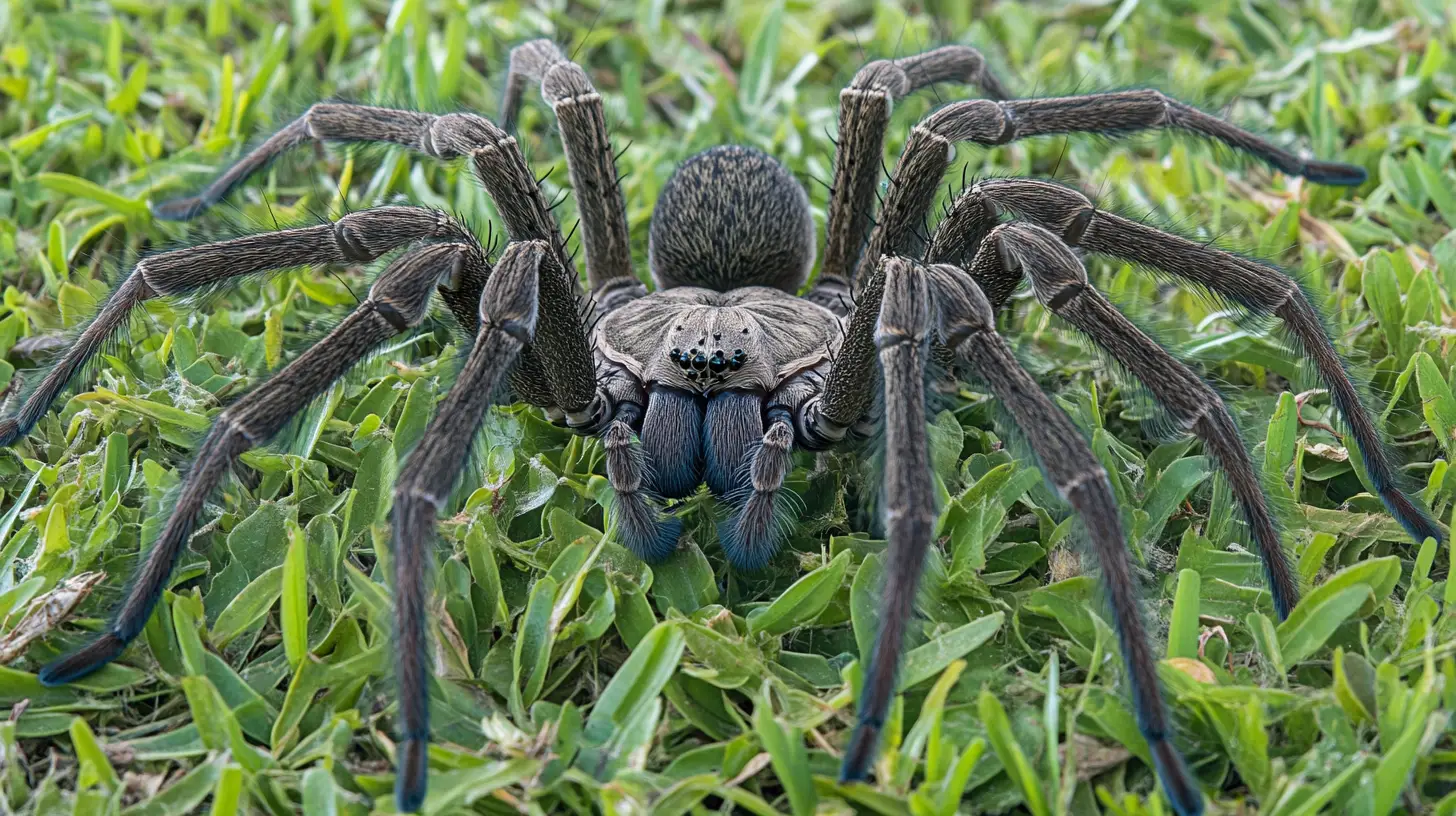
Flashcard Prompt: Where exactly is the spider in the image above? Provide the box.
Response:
[10,39,1441,814]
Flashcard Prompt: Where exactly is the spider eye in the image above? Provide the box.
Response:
[691,353,708,371]
[708,354,727,374]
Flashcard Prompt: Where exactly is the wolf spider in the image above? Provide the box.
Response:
[10,39,1440,814]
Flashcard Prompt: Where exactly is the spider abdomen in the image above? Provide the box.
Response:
[648,145,816,292]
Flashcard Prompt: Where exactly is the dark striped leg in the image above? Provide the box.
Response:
[501,39,638,295]
[925,262,1204,816]
[928,177,1441,546]
[821,45,1010,292]
[37,239,465,687]
[390,241,543,812]
[975,222,1298,619]
[152,104,558,249]
[0,208,478,446]
[839,258,938,782]
[146,102,600,422]
[858,90,1366,286]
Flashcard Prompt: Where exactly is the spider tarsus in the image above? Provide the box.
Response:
[617,508,683,564]
[1379,487,1445,547]
[1148,736,1206,816]
[1276,299,1442,547]
[1299,159,1367,187]
[395,737,430,813]
[718,490,787,571]
[37,632,127,686]
[149,195,209,222]
[838,720,881,783]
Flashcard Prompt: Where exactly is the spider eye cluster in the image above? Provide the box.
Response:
[668,346,747,384]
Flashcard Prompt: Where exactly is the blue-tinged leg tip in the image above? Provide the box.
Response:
[1301,160,1367,187]
[838,721,881,783]
[1271,585,1295,623]
[716,518,775,572]
[1378,488,1445,547]
[37,632,125,687]
[717,491,790,572]
[395,737,429,813]
[1148,738,1204,816]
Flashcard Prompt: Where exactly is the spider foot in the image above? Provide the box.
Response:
[37,632,127,686]
[1149,736,1205,816]
[1376,487,1445,547]
[838,719,880,783]
[395,736,429,813]
[1298,159,1367,186]
[149,195,211,222]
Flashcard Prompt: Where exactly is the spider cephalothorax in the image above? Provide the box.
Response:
[593,279,842,556]
[9,38,1441,816]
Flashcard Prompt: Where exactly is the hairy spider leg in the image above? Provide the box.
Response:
[32,97,607,812]
[975,222,1300,619]
[854,91,1367,293]
[806,266,887,441]
[928,177,1443,548]
[925,262,1205,816]
[37,239,470,687]
[838,259,940,790]
[500,40,637,293]
[822,45,1011,290]
[146,100,601,423]
[390,241,544,812]
[0,208,477,446]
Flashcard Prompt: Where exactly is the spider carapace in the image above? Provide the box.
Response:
[8,38,1441,815]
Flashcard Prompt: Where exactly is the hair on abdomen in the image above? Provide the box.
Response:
[648,145,816,293]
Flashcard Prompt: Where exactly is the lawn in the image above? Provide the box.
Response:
[1,0,1455,813]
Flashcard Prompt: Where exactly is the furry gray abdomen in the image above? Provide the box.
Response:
[648,145,816,293]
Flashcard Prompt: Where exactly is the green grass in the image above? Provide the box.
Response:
[2,0,1456,813]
